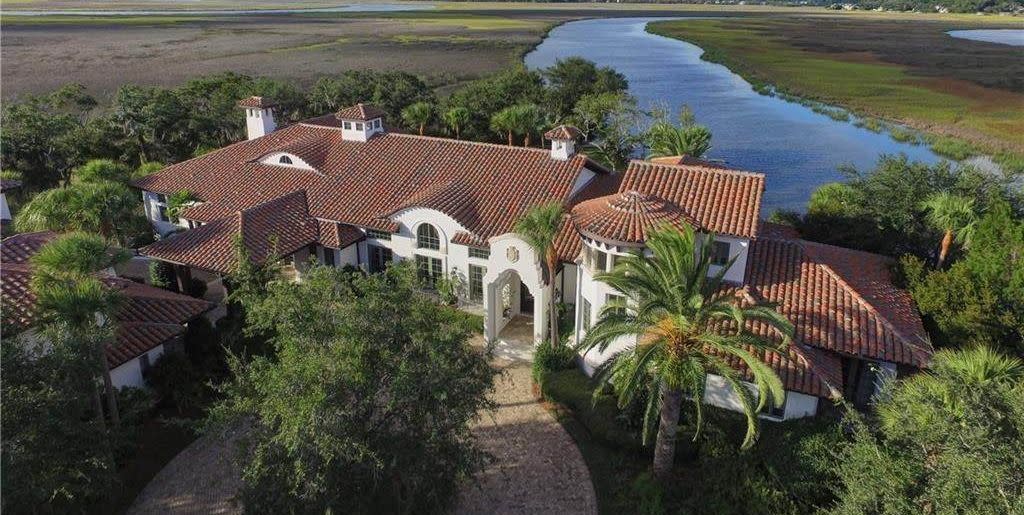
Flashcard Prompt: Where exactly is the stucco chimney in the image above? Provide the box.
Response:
[544,125,582,161]
[238,96,277,140]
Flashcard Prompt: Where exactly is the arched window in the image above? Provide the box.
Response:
[416,223,440,250]
[279,155,293,165]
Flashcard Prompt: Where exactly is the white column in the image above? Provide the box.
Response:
[533,282,550,344]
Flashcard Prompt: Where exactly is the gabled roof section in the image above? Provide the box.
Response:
[317,220,364,249]
[142,190,318,274]
[744,236,931,367]
[619,160,764,239]
[336,103,385,121]
[544,125,582,141]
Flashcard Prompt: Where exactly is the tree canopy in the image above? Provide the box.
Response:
[207,263,494,513]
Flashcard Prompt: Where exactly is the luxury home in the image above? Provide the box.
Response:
[133,97,932,420]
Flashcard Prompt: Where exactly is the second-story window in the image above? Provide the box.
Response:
[279,155,293,165]
[469,247,490,259]
[710,241,731,267]
[417,224,440,250]
[594,248,608,272]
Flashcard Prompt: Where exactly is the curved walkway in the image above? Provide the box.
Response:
[130,335,596,515]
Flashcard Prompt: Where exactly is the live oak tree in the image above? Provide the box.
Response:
[207,264,494,514]
[582,224,793,483]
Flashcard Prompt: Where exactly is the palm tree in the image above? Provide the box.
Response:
[15,181,148,246]
[490,106,519,146]
[31,233,129,426]
[920,191,977,267]
[646,122,712,159]
[582,224,794,482]
[443,106,470,140]
[515,202,565,347]
[401,101,433,136]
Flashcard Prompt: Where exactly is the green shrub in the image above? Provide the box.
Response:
[994,151,1024,175]
[146,351,206,413]
[149,260,175,290]
[631,472,666,515]
[531,341,576,383]
[888,126,921,144]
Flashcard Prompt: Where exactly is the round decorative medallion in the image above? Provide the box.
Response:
[506,246,520,263]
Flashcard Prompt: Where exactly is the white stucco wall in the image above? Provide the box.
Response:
[142,190,188,236]
[0,192,11,221]
[702,374,819,421]
[702,234,750,284]
[110,345,165,389]
[483,233,548,344]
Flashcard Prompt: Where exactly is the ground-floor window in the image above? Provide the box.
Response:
[415,254,442,288]
[766,392,787,419]
[469,264,486,303]
[322,247,337,267]
[368,244,393,274]
[581,298,592,332]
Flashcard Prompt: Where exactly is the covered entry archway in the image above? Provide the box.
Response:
[482,235,549,349]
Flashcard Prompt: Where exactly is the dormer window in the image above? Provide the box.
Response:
[355,122,364,130]
[279,155,293,165]
[710,241,731,266]
[343,122,352,130]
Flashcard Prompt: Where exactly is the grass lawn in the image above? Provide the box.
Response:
[647,17,1024,158]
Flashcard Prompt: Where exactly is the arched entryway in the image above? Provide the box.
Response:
[482,234,550,358]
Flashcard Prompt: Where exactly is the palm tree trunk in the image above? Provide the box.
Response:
[938,229,954,267]
[653,384,684,483]
[524,133,531,147]
[455,127,460,140]
[507,132,514,146]
[547,252,559,347]
[419,124,425,136]
[96,344,120,427]
[93,383,107,432]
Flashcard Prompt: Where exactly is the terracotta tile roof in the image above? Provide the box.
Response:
[744,236,931,367]
[335,103,385,121]
[759,221,801,240]
[134,122,608,247]
[570,191,698,247]
[648,155,731,169]
[1,231,58,264]
[142,190,318,274]
[717,342,841,398]
[544,125,582,140]
[111,323,185,367]
[1,238,212,369]
[317,220,364,249]
[237,96,276,109]
[618,160,764,239]
[1,179,22,192]
[553,216,583,263]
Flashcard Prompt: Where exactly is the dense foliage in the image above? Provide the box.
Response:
[830,347,1024,514]
[207,264,494,514]
[784,155,1017,259]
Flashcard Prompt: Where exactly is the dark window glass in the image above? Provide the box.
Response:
[469,265,486,302]
[140,353,152,377]
[158,205,170,222]
[279,155,293,165]
[766,393,787,419]
[322,247,337,267]
[595,250,607,272]
[469,247,490,259]
[710,241,731,266]
[417,224,440,250]
[581,299,592,332]
[606,294,627,317]
[368,245,392,274]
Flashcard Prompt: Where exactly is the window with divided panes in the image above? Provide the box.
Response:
[417,224,440,250]
[415,254,442,287]
[469,264,486,302]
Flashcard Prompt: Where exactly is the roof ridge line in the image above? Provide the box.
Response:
[629,159,767,179]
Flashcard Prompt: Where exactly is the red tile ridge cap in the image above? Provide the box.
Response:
[628,159,767,180]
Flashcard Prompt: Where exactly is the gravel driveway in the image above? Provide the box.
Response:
[129,337,597,515]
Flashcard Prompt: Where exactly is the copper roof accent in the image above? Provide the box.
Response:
[237,96,277,109]
[317,220,364,249]
[544,125,582,141]
[142,190,319,274]
[1,231,58,264]
[744,236,932,367]
[571,191,698,247]
[1,179,22,192]
[335,103,386,121]
[1,233,213,368]
[618,160,764,239]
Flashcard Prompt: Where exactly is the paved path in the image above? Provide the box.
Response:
[129,335,596,515]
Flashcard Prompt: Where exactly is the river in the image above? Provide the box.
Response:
[525,17,945,213]
[948,29,1024,46]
